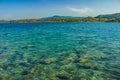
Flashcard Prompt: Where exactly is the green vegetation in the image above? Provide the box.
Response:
[0,13,120,23]
[0,17,120,23]
[0,17,118,23]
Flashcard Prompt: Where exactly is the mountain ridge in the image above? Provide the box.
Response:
[40,15,85,20]
[40,13,120,20]
[95,13,120,18]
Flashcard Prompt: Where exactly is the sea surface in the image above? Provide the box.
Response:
[0,22,120,80]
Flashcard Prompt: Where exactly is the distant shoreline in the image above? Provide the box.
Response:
[1,13,120,23]
[0,18,120,23]
[0,21,119,23]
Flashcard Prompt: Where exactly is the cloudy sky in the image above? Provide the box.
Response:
[0,0,120,20]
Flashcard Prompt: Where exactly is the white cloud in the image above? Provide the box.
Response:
[67,7,94,16]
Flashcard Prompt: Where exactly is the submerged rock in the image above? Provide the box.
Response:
[38,58,57,64]
[56,70,71,80]
[30,67,36,74]
[67,53,77,62]
[0,74,9,80]
[0,67,3,71]
[21,70,29,75]
[60,63,77,74]
[56,75,69,80]
[44,58,57,64]
[79,58,88,63]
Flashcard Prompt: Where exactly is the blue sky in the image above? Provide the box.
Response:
[0,0,120,20]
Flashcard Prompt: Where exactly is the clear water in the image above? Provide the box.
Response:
[0,22,120,80]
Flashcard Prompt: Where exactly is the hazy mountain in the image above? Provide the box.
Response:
[95,13,120,18]
[40,13,120,20]
[40,15,85,20]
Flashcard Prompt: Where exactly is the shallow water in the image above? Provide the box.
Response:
[0,22,120,80]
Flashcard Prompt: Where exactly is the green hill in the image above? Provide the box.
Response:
[96,13,120,18]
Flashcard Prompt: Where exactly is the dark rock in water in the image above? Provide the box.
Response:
[3,63,17,69]
[0,51,3,54]
[21,45,36,49]
[14,51,20,54]
[110,70,120,79]
[73,48,81,56]
[104,65,120,79]
[76,63,99,70]
[56,75,69,80]
[13,78,24,80]
[3,47,8,50]
[21,46,28,49]
[19,63,29,67]
[21,70,29,75]
[77,64,91,69]
[111,74,120,80]
[14,51,24,59]
[0,47,9,54]
[0,49,5,54]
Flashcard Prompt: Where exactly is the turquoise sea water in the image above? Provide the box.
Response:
[0,22,120,80]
